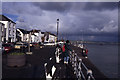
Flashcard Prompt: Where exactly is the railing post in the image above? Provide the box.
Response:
[77,59,82,79]
[71,50,74,63]
[87,69,92,80]
[69,51,72,63]
[70,49,95,80]
[74,53,77,74]
[72,52,74,67]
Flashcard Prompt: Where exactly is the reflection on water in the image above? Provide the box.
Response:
[85,43,118,78]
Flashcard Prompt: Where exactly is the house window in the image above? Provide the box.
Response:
[2,25,4,31]
[9,29,11,36]
[4,28,6,37]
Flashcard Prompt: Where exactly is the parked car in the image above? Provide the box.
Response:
[44,42,55,46]
[2,43,14,53]
[15,42,28,49]
[30,42,38,47]
[30,43,33,47]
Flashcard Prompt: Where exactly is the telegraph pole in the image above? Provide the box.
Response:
[57,19,59,42]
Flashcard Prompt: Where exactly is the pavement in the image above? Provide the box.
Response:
[2,45,108,80]
[52,59,76,79]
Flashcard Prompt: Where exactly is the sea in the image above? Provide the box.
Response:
[84,43,119,78]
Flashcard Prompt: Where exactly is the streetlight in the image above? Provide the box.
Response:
[26,31,32,55]
[57,19,59,42]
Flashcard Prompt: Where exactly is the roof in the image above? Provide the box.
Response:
[0,15,16,24]
[45,31,56,36]
[30,29,40,33]
[50,33,57,37]
[41,32,45,34]
[17,28,30,34]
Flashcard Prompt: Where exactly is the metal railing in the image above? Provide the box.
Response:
[69,51,95,80]
[54,47,95,80]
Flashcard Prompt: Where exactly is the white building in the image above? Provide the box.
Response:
[0,22,5,43]
[16,28,29,42]
[49,33,57,42]
[30,29,41,43]
[41,32,57,43]
[0,15,16,43]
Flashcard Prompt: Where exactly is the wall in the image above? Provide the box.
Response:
[0,21,16,43]
[0,21,9,42]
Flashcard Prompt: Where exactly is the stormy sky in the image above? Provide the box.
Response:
[2,2,119,42]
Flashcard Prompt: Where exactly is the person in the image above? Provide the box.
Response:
[81,48,88,58]
[85,49,88,58]
[62,40,72,64]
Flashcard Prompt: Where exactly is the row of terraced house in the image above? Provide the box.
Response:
[0,15,57,44]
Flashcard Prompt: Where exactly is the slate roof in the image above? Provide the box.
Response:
[17,28,30,34]
[0,15,16,24]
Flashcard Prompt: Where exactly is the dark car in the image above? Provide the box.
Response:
[2,43,14,53]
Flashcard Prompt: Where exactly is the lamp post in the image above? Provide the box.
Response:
[57,19,59,42]
[28,32,31,52]
[26,31,32,55]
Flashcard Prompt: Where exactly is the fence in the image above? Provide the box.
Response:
[69,50,95,80]
[46,47,95,80]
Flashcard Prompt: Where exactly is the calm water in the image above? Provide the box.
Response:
[85,43,118,78]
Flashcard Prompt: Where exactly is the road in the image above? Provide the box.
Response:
[2,46,56,79]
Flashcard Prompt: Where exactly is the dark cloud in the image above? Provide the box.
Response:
[33,2,118,12]
[2,2,43,16]
[83,2,118,11]
[33,2,72,12]
[2,2,118,42]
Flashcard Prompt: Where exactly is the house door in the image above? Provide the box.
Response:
[8,38,11,43]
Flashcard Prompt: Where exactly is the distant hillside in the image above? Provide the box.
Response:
[70,40,119,45]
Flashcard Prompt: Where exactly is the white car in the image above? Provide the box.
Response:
[44,42,56,46]
[58,41,64,44]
